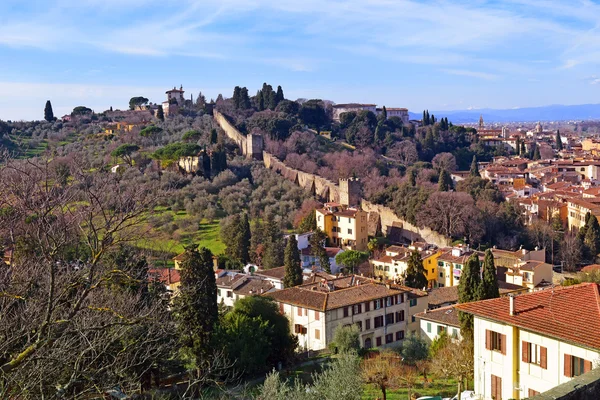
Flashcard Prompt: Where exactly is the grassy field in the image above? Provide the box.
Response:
[363,378,461,400]
[136,208,225,264]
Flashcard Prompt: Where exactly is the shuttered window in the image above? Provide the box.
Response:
[564,354,593,377]
[485,330,506,355]
[491,375,502,400]
[522,341,547,369]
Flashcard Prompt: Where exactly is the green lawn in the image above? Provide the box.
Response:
[363,378,466,400]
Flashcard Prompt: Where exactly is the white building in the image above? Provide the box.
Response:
[457,283,600,399]
[267,276,410,351]
[416,305,461,344]
[162,86,185,117]
[332,103,377,121]
[216,270,275,307]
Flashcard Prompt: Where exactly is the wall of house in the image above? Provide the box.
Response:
[282,304,327,351]
[407,296,428,336]
[418,318,460,343]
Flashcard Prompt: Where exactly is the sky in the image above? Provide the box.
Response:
[1,0,600,120]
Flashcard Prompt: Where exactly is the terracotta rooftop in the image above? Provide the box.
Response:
[416,305,461,327]
[427,282,526,308]
[456,283,600,351]
[149,268,181,285]
[234,278,274,296]
[255,266,286,280]
[582,264,600,273]
[332,103,376,108]
[265,277,409,312]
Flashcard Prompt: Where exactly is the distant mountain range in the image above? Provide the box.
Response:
[408,103,600,123]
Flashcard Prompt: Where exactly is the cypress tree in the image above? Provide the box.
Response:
[262,214,284,269]
[403,250,428,289]
[556,130,563,151]
[577,212,593,244]
[430,114,435,124]
[422,110,427,126]
[241,87,251,109]
[584,215,600,261]
[470,156,479,177]
[202,150,211,178]
[232,86,242,109]
[520,140,526,156]
[173,246,218,378]
[409,168,417,186]
[44,100,54,122]
[156,105,164,121]
[210,128,218,144]
[275,85,284,105]
[480,249,499,300]
[438,169,452,192]
[515,137,521,155]
[458,253,482,335]
[425,110,430,126]
[382,106,388,120]
[533,145,541,160]
[283,235,303,288]
[237,213,251,264]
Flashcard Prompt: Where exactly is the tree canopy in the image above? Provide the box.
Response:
[129,96,149,110]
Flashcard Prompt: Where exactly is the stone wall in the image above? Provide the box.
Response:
[214,112,452,246]
[533,368,600,400]
[361,200,453,248]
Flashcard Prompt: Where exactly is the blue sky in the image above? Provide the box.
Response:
[1,0,600,120]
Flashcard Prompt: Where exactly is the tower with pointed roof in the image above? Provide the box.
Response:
[478,114,484,130]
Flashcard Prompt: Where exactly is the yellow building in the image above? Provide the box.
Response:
[566,197,600,232]
[315,203,368,251]
[116,122,136,132]
[372,243,441,288]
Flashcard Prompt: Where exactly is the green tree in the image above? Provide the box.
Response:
[275,85,284,105]
[173,246,218,379]
[182,130,202,142]
[556,130,563,151]
[310,229,331,273]
[129,96,149,110]
[470,156,479,177]
[219,296,296,376]
[533,144,541,160]
[262,214,284,269]
[438,169,453,192]
[299,211,317,233]
[381,105,388,120]
[480,249,499,300]
[210,128,218,144]
[156,105,164,121]
[422,110,427,126]
[72,106,92,116]
[44,100,54,122]
[241,87,251,109]
[283,235,303,288]
[330,324,360,353]
[140,125,163,137]
[399,333,429,364]
[335,250,369,274]
[584,215,600,261]
[458,253,482,335]
[403,249,428,289]
[232,86,242,109]
[238,213,251,264]
[111,144,140,166]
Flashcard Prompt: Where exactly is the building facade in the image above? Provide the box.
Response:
[315,203,368,251]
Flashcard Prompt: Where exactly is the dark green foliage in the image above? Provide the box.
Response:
[335,250,369,274]
[275,85,284,104]
[218,296,297,376]
[209,146,227,175]
[238,213,251,264]
[129,96,149,110]
[283,235,302,288]
[262,214,284,269]
[533,145,541,160]
[72,106,92,115]
[403,249,428,289]
[480,249,499,300]
[556,130,563,151]
[330,325,360,354]
[275,99,299,115]
[111,144,140,166]
[470,156,479,177]
[140,125,163,137]
[339,111,357,129]
[221,214,251,264]
[44,100,54,122]
[310,229,331,273]
[298,211,317,233]
[399,334,429,364]
[156,105,164,121]
[520,140,526,156]
[232,86,242,109]
[381,106,388,120]
[210,128,218,144]
[299,99,328,129]
[152,143,201,162]
[458,253,481,335]
[182,129,202,142]
[173,246,218,374]
[438,169,452,192]
[584,215,600,260]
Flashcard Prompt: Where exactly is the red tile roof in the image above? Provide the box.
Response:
[456,283,600,351]
[416,305,461,327]
[255,266,286,280]
[149,268,181,285]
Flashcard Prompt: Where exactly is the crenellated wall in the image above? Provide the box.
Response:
[214,112,452,247]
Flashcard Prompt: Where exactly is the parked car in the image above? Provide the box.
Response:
[443,390,476,400]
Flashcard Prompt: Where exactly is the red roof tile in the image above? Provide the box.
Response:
[456,283,600,351]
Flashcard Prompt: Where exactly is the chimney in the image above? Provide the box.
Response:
[509,295,516,316]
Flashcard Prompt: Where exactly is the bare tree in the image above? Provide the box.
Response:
[432,152,457,172]
[0,155,175,398]
[361,350,402,400]
[430,338,474,397]
[561,233,582,272]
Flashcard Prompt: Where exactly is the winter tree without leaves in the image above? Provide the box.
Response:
[0,155,174,398]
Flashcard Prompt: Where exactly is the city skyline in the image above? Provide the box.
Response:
[1,0,600,120]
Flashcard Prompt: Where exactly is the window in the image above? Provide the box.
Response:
[304,308,308,316]
[386,297,393,307]
[522,341,547,369]
[315,329,321,340]
[317,215,321,221]
[437,325,446,335]
[348,228,353,235]
[491,375,502,400]
[227,291,233,298]
[353,304,362,315]
[315,311,320,321]
[294,324,307,335]
[411,315,416,323]
[217,289,222,297]
[374,316,384,328]
[365,301,370,312]
[298,307,303,316]
[356,321,362,331]
[485,330,506,354]
[376,337,382,346]
[409,298,417,307]
[386,334,394,344]
[343,307,349,318]
[396,330,405,341]
[565,354,592,377]
[374,299,382,310]
[348,218,351,223]
[365,318,371,330]
[439,272,444,278]
[397,294,404,303]
[385,313,394,325]
[427,322,431,333]
[396,310,405,322]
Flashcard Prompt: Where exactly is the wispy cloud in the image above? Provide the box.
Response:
[442,69,499,80]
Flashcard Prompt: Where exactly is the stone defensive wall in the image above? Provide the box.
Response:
[214,110,248,155]
[214,111,452,247]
